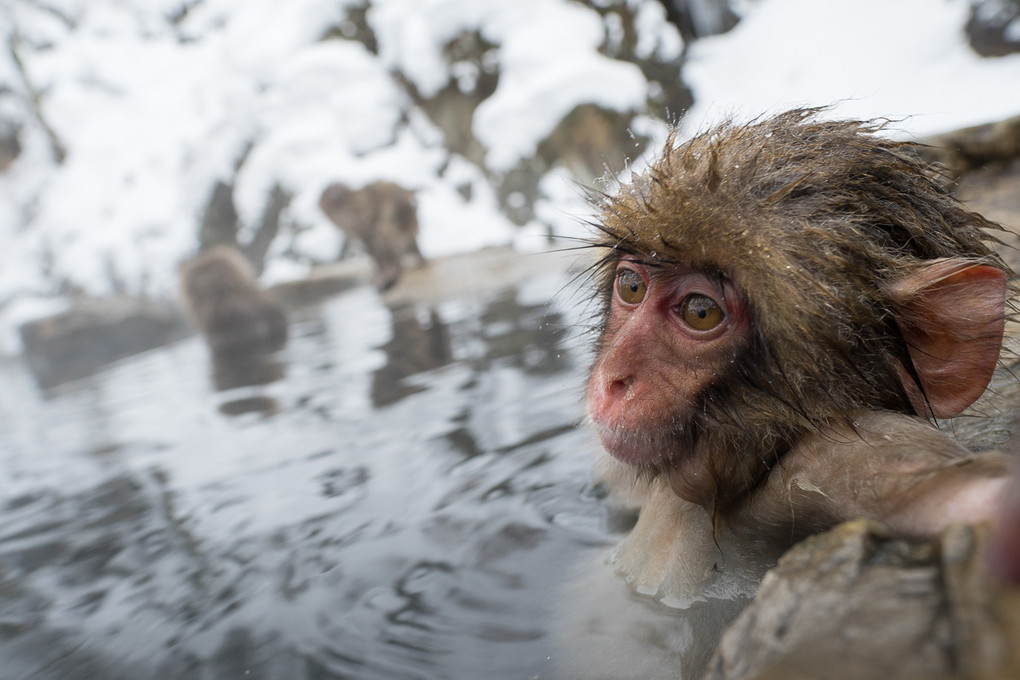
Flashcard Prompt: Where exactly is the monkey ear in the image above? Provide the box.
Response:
[886,260,1007,418]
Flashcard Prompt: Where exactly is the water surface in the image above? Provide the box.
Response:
[0,256,617,679]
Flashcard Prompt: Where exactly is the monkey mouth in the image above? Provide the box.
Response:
[590,418,680,470]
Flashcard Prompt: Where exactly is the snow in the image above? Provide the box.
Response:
[682,0,1020,138]
[1,0,1020,353]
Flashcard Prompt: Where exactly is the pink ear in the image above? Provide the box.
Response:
[886,260,1007,418]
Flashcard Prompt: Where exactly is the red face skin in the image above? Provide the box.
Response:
[586,259,750,470]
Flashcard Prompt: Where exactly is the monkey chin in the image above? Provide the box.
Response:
[590,417,683,472]
[589,415,721,507]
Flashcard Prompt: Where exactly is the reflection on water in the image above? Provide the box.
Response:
[0,266,613,679]
[371,306,453,408]
[212,346,287,393]
[213,346,287,416]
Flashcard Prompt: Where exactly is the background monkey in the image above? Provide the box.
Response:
[559,108,1017,678]
[318,181,425,291]
[179,244,288,357]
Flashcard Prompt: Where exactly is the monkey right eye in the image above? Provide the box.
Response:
[616,268,647,304]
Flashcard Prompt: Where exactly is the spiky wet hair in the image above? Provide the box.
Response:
[589,108,1012,507]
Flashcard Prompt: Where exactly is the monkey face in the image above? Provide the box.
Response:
[586,258,750,471]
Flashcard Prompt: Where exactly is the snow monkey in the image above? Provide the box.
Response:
[559,108,1018,679]
[318,181,425,291]
[179,244,287,356]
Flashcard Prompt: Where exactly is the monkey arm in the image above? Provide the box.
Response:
[879,457,1010,537]
[740,410,1011,543]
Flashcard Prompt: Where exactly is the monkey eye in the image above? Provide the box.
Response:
[680,294,725,331]
[616,268,647,304]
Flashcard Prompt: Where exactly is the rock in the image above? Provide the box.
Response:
[20,297,190,390]
[966,0,1020,58]
[918,115,1020,178]
[953,146,1020,275]
[702,520,1020,680]
[915,114,1020,275]
[956,156,1020,233]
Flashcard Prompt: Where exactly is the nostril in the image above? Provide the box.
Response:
[608,377,633,401]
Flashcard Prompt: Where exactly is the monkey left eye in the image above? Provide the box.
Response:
[680,294,725,331]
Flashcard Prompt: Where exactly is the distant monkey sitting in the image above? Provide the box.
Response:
[318,181,425,291]
[179,245,287,357]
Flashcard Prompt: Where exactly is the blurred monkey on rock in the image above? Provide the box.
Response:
[556,108,1019,679]
[318,181,425,291]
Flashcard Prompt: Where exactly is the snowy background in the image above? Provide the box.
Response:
[1,0,1020,354]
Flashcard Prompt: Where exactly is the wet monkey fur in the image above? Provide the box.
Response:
[555,109,1019,679]
[584,108,1013,536]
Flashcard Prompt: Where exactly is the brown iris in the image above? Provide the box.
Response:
[681,294,724,330]
[616,268,647,304]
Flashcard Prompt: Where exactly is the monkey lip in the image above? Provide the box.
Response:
[591,419,671,468]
